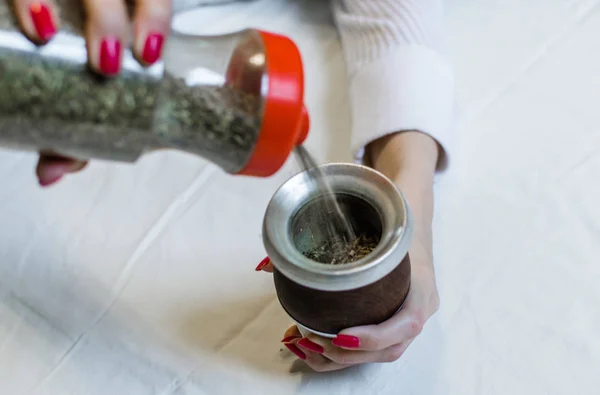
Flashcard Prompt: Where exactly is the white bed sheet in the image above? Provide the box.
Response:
[1,0,600,394]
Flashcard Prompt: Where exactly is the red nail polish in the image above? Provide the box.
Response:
[37,158,76,187]
[142,33,164,65]
[29,3,56,41]
[255,257,270,271]
[281,336,301,344]
[39,174,62,187]
[100,37,121,75]
[297,338,324,354]
[332,335,360,349]
[284,343,306,360]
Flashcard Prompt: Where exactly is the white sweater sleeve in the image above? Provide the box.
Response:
[332,0,455,169]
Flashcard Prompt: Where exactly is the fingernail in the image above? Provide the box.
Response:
[37,158,79,187]
[297,338,324,354]
[100,37,121,75]
[281,336,301,344]
[255,257,270,271]
[29,2,56,41]
[38,166,65,187]
[39,174,62,187]
[332,335,360,349]
[284,343,306,360]
[142,33,164,65]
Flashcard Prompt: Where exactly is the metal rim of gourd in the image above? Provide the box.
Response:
[262,163,414,292]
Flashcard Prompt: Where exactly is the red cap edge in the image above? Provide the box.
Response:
[236,30,308,177]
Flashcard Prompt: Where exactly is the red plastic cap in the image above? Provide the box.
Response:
[236,31,309,177]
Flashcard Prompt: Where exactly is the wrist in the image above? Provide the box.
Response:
[367,131,438,187]
[367,131,436,213]
[367,131,436,257]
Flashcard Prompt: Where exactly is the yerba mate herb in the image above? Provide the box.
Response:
[0,49,160,161]
[295,145,357,243]
[0,46,262,170]
[303,233,379,265]
[155,76,261,173]
[0,0,263,172]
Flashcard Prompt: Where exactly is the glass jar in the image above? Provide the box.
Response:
[0,3,308,177]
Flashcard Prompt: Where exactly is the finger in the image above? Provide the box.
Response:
[83,0,129,75]
[36,155,87,187]
[10,0,58,43]
[332,292,428,351]
[295,335,348,372]
[281,325,301,342]
[324,343,411,365]
[303,351,348,372]
[255,257,274,272]
[282,337,306,361]
[303,334,413,365]
[132,0,171,66]
[262,261,274,273]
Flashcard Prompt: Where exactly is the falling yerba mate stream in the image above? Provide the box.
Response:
[295,146,378,265]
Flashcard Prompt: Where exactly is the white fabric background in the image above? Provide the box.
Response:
[1,0,600,394]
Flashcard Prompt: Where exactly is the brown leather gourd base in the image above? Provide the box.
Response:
[273,254,411,334]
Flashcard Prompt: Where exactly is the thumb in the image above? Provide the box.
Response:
[255,257,274,273]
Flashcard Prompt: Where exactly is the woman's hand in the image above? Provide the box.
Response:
[10,0,173,186]
[277,243,438,372]
[257,131,441,371]
[258,228,439,371]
